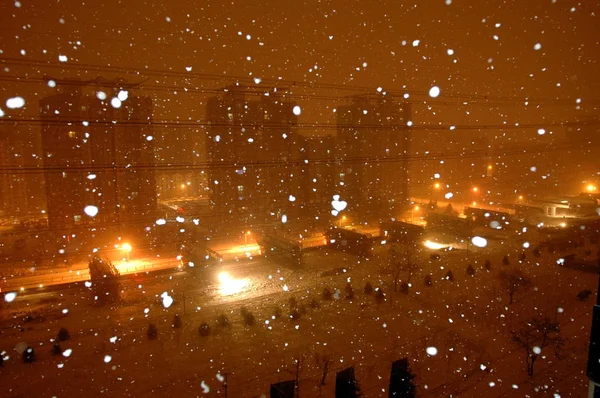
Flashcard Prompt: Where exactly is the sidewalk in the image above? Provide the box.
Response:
[0,255,181,292]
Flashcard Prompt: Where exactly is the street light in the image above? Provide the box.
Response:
[587,184,597,192]
[122,243,132,262]
[411,205,419,221]
[244,231,251,247]
[339,215,347,228]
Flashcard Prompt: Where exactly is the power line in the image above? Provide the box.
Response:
[0,74,597,108]
[2,57,599,105]
[0,140,597,175]
[2,116,598,131]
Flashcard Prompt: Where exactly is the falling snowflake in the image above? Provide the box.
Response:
[161,292,174,308]
[84,205,99,217]
[6,97,25,109]
[428,86,440,98]
[4,292,17,303]
[426,346,438,356]
[110,98,122,109]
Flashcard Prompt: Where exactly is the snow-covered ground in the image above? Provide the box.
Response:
[1,229,597,397]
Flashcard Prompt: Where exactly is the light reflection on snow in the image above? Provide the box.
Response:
[218,272,248,296]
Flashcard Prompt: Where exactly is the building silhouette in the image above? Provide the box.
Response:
[0,124,46,220]
[206,84,304,227]
[39,78,156,229]
[336,94,411,220]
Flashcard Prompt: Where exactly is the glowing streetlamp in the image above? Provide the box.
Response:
[339,215,347,228]
[587,184,597,192]
[411,205,420,221]
[244,231,251,247]
[472,186,479,193]
[122,243,132,262]
[433,182,441,189]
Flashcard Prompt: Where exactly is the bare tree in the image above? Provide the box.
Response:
[511,316,564,376]
[388,243,417,292]
[88,255,121,304]
[498,269,532,304]
[315,351,332,385]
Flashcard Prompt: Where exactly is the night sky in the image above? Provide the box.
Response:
[1,0,599,196]
[1,0,598,124]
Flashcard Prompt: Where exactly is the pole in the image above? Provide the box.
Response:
[295,357,301,398]
[224,372,228,397]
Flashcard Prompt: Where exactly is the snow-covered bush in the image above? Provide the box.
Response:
[466,264,475,276]
[57,327,70,341]
[172,314,182,329]
[147,323,158,340]
[199,322,211,336]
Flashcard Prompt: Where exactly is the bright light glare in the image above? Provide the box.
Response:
[471,236,488,248]
[424,240,448,250]
[122,243,132,252]
[587,184,597,192]
[218,272,248,296]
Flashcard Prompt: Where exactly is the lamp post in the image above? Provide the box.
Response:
[411,206,419,221]
[339,215,347,228]
[122,243,132,262]
[244,231,251,248]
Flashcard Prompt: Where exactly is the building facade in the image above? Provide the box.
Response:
[206,84,304,227]
[336,94,411,220]
[39,79,156,229]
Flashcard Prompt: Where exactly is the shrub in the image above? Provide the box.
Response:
[502,255,510,265]
[288,297,298,309]
[241,307,256,327]
[445,270,454,281]
[23,347,35,363]
[400,282,409,294]
[363,281,373,295]
[577,289,593,301]
[424,275,432,286]
[290,308,301,320]
[375,288,385,305]
[298,304,308,315]
[198,322,211,337]
[217,313,230,328]
[147,324,158,340]
[172,314,182,329]
[322,287,333,301]
[466,264,475,276]
[57,327,70,342]
[309,298,320,309]
[484,260,492,271]
[345,282,355,300]
[52,342,62,355]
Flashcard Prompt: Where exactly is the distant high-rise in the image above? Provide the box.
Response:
[0,124,45,218]
[39,79,156,229]
[336,95,411,220]
[206,84,303,226]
